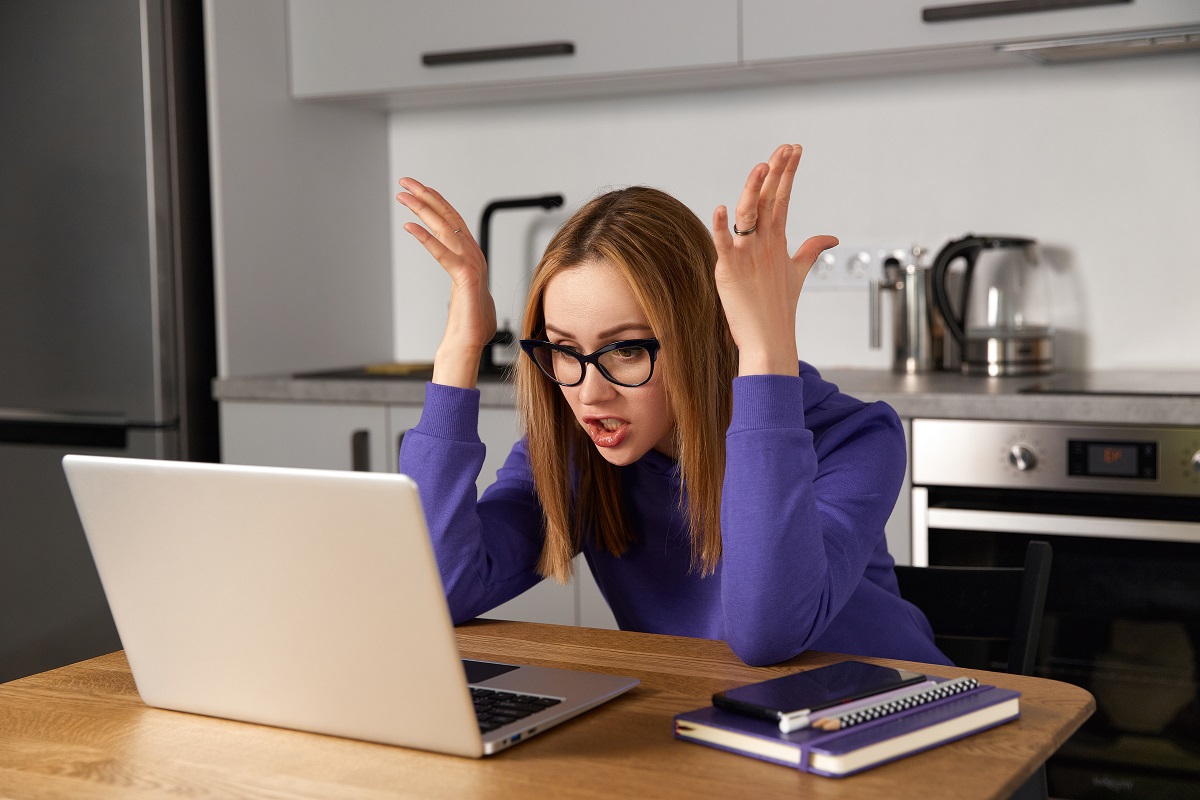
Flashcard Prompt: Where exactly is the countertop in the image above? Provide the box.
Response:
[212,368,1200,426]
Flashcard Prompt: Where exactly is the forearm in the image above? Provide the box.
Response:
[400,384,543,620]
[735,339,800,377]
[432,341,484,389]
[717,375,904,665]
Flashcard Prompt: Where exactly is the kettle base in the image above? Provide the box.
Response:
[962,332,1054,377]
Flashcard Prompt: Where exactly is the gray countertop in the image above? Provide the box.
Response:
[213,368,1200,426]
[213,371,517,408]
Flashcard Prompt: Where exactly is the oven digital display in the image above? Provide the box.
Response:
[1086,444,1139,476]
[1068,440,1157,480]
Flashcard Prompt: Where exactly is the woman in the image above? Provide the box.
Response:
[395,144,948,667]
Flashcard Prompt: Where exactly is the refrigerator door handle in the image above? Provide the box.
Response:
[0,408,128,449]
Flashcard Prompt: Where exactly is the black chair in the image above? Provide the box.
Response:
[894,540,1052,676]
[894,540,1053,800]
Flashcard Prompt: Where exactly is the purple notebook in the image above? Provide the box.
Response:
[674,683,1020,777]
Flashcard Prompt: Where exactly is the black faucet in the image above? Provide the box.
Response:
[478,194,565,375]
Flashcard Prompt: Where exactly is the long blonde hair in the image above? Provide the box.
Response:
[516,187,737,583]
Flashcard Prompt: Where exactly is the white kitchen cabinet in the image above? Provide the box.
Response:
[286,0,739,105]
[742,0,1200,64]
[285,0,1198,108]
[220,400,390,471]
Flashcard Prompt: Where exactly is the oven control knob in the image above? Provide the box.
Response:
[1008,444,1037,472]
[1192,450,1200,474]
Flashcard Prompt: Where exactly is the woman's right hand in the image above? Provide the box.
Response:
[396,178,496,389]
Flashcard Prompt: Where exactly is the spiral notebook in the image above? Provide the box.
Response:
[674,678,1020,777]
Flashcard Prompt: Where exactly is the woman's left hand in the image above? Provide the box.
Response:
[712,144,839,376]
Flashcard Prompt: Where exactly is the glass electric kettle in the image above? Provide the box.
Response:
[930,234,1054,377]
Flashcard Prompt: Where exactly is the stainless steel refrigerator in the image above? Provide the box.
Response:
[0,0,217,683]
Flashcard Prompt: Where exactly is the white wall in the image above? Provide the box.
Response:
[389,54,1200,372]
[205,0,393,378]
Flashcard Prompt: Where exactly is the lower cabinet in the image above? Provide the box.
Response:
[220,398,617,629]
[220,401,389,472]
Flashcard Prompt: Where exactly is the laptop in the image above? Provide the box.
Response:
[61,454,638,757]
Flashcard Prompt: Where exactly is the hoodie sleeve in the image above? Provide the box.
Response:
[718,372,907,666]
[398,382,545,623]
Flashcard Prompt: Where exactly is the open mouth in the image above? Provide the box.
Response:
[584,417,629,448]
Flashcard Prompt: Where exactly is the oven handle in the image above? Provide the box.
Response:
[926,507,1200,542]
[910,487,1200,566]
[912,489,1195,568]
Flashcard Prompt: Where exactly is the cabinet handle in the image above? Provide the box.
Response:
[922,0,1129,23]
[422,41,575,67]
[351,429,370,472]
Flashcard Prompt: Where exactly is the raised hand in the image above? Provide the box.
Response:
[396,178,496,388]
[711,145,840,376]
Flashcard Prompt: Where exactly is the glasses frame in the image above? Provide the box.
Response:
[518,338,661,388]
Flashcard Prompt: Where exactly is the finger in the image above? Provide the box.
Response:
[396,184,448,233]
[733,163,768,235]
[772,144,803,226]
[712,205,734,256]
[756,144,793,232]
[397,178,473,245]
[397,193,468,249]
[417,183,479,248]
[791,235,841,271]
[402,220,463,277]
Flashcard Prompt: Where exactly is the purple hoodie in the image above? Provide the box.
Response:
[399,362,949,667]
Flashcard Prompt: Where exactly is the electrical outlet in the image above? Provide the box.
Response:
[806,245,913,291]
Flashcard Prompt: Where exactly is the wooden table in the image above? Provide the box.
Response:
[0,620,1093,800]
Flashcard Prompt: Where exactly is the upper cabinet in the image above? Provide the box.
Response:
[743,0,1200,64]
[286,0,1200,108]
[287,0,739,107]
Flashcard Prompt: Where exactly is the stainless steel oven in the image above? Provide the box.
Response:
[911,418,1200,800]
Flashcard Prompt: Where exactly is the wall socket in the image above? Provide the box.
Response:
[806,245,913,291]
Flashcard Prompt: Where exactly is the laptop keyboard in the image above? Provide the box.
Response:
[470,687,562,732]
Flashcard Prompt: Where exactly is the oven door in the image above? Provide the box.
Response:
[913,486,1200,800]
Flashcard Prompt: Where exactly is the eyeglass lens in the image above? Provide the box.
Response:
[531,343,654,386]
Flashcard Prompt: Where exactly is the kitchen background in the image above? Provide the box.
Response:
[208,2,1200,380]
[207,7,1200,795]
[387,48,1200,374]
[1,2,1196,798]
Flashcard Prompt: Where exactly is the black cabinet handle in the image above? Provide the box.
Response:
[422,41,575,67]
[923,0,1129,23]
[351,429,370,472]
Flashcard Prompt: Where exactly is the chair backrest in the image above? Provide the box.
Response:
[894,541,1052,675]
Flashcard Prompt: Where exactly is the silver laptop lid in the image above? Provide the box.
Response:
[62,455,484,757]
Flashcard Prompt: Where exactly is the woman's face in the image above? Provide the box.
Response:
[541,259,677,465]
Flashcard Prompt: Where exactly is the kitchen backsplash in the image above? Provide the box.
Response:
[388,53,1200,373]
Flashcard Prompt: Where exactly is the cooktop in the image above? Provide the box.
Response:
[1019,371,1200,397]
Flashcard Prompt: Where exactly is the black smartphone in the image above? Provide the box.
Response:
[712,661,926,723]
